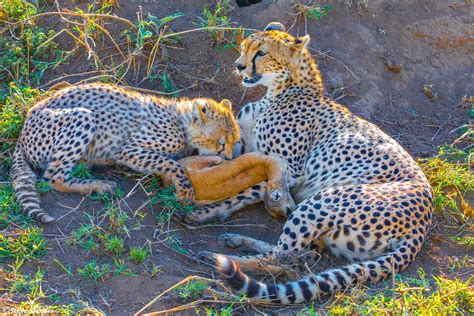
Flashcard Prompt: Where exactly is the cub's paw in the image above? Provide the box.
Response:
[184,206,222,225]
[96,180,117,195]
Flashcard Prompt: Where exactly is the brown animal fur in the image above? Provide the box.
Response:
[179,153,291,213]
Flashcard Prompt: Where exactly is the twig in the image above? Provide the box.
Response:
[55,196,87,222]
[134,275,210,315]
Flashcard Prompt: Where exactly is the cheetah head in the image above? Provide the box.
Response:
[187,98,239,160]
[235,22,310,88]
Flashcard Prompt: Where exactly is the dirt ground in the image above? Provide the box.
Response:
[13,0,474,314]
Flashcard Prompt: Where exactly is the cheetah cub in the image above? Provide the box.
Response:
[12,83,239,223]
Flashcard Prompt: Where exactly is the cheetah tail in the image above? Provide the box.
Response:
[11,147,55,223]
[215,247,412,304]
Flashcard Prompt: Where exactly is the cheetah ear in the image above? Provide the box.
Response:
[220,99,232,111]
[293,35,310,50]
[264,22,285,32]
[192,100,208,124]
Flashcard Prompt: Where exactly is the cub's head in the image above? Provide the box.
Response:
[187,98,239,159]
[235,22,310,88]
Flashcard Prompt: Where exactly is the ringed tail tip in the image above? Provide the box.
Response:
[215,255,237,278]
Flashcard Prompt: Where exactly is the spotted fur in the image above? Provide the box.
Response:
[189,22,433,303]
[12,83,238,223]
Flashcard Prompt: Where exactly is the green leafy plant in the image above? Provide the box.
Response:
[0,0,38,22]
[295,2,332,21]
[0,26,66,89]
[122,11,184,53]
[196,2,242,50]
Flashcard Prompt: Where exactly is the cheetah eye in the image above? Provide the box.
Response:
[256,50,267,57]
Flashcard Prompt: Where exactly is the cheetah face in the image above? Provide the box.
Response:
[234,22,310,88]
[188,98,240,160]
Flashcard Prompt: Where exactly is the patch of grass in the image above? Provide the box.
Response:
[105,206,129,233]
[123,11,184,54]
[148,264,162,278]
[204,304,235,316]
[0,23,67,90]
[196,1,242,50]
[160,69,178,97]
[0,227,47,262]
[7,267,45,301]
[451,236,474,247]
[293,2,332,21]
[324,272,473,315]
[104,235,125,256]
[167,233,188,255]
[71,163,94,180]
[129,246,148,264]
[36,180,50,193]
[0,184,30,228]
[0,0,37,22]
[176,279,209,302]
[113,258,136,276]
[70,223,129,257]
[77,260,111,284]
[0,83,44,140]
[198,3,230,44]
[10,302,75,315]
[69,224,100,253]
[446,255,472,273]
[419,153,473,226]
[149,185,194,214]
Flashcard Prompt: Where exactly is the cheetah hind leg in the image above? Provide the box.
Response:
[43,109,116,195]
[197,250,289,276]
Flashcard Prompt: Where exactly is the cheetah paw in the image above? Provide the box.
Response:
[97,180,117,195]
[196,251,218,265]
[217,233,242,248]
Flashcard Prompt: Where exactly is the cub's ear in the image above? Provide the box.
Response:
[192,100,208,123]
[293,34,310,50]
[264,22,285,32]
[220,99,232,111]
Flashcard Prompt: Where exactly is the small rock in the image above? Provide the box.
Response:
[423,84,438,100]
[384,58,402,73]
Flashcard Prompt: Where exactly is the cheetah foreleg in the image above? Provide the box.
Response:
[184,182,266,224]
[115,145,194,204]
[218,233,274,253]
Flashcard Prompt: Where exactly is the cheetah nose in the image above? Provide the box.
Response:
[235,62,246,71]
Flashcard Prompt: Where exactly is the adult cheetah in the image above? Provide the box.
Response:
[188,22,433,303]
[12,83,239,223]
